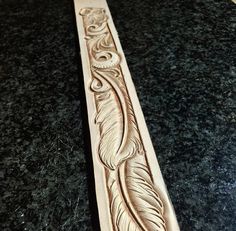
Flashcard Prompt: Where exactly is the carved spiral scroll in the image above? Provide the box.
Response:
[80,8,167,231]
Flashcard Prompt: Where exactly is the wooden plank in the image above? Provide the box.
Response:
[74,0,180,230]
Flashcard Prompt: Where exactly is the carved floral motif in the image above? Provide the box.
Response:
[80,8,167,231]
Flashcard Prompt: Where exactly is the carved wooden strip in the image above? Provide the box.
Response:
[74,0,180,230]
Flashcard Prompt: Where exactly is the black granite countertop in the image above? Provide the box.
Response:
[0,0,235,230]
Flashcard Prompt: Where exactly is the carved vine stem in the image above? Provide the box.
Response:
[80,8,167,231]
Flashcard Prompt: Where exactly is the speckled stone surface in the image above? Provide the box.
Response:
[0,0,235,230]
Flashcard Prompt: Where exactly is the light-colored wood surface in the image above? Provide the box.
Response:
[74,0,180,230]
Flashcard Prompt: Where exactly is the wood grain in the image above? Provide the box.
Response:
[74,1,180,230]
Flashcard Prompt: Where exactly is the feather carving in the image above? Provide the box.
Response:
[91,68,167,230]
[81,7,167,231]
[91,68,142,170]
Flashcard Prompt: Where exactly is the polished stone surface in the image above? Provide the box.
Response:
[0,0,235,230]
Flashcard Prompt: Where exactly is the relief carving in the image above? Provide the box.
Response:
[80,8,167,231]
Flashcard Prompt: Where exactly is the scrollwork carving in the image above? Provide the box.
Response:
[80,8,167,231]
